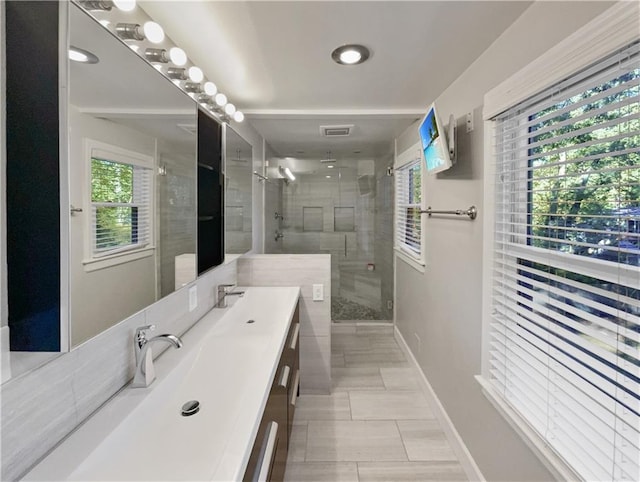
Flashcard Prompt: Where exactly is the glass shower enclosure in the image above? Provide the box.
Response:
[264,157,394,322]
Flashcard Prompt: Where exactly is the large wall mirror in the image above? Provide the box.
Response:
[3,2,230,382]
[225,128,253,255]
[68,4,197,347]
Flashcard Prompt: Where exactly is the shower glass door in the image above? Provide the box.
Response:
[265,157,394,322]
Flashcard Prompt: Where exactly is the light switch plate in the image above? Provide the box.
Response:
[312,284,324,301]
[189,286,197,312]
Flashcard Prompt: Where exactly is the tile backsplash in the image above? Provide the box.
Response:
[1,260,236,481]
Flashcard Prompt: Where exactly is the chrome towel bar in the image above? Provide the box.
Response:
[421,205,477,220]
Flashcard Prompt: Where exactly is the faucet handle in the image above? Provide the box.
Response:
[135,324,156,348]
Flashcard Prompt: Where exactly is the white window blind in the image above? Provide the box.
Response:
[90,156,152,257]
[395,158,423,261]
[491,42,639,482]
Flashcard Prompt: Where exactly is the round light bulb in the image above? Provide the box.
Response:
[143,22,164,44]
[214,93,227,107]
[113,0,136,12]
[129,44,140,53]
[169,47,187,66]
[154,64,163,71]
[99,20,111,28]
[188,66,204,83]
[233,111,245,123]
[204,81,217,96]
[224,103,236,116]
[339,49,362,64]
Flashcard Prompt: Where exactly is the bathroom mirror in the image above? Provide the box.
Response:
[225,128,253,255]
[68,5,197,347]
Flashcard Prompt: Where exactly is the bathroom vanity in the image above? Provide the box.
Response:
[23,287,300,482]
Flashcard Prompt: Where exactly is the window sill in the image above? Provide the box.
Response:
[475,375,581,482]
[83,246,155,272]
[394,248,425,273]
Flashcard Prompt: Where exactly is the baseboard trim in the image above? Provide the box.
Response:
[394,326,485,482]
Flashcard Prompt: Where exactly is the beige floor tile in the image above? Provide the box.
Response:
[332,353,346,367]
[284,462,359,482]
[356,325,394,335]
[295,392,352,421]
[379,367,420,390]
[332,335,373,354]
[357,461,468,481]
[289,422,308,462]
[306,420,407,462]
[343,351,408,368]
[332,324,358,335]
[349,391,434,420]
[396,420,458,461]
[332,367,385,391]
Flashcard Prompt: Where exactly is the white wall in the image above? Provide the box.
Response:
[394,2,614,481]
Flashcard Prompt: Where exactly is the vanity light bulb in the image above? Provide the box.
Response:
[169,47,187,66]
[224,103,236,116]
[188,66,204,83]
[214,93,227,107]
[143,22,164,44]
[204,81,217,96]
[233,111,245,123]
[113,0,136,11]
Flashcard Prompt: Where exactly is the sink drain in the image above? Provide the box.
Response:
[181,400,200,417]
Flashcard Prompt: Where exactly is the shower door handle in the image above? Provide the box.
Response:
[344,235,347,257]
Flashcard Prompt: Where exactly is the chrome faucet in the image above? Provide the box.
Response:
[131,325,182,388]
[216,284,245,308]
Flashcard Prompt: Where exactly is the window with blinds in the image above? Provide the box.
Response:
[91,156,152,257]
[490,42,639,482]
[395,158,423,261]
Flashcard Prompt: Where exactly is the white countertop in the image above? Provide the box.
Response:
[23,286,300,482]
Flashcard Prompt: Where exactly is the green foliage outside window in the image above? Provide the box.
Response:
[528,68,640,266]
[91,158,137,251]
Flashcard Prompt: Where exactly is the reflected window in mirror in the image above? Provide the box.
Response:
[88,142,154,264]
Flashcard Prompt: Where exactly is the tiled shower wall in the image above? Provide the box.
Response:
[1,260,237,481]
[268,160,394,321]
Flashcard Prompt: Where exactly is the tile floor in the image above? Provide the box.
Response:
[284,325,468,482]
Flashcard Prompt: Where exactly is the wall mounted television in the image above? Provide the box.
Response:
[418,103,453,175]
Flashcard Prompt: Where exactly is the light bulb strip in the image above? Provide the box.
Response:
[75,0,244,122]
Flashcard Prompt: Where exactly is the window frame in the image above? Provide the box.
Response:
[480,4,640,478]
[394,140,426,271]
[82,139,155,272]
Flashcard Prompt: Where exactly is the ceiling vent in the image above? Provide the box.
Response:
[320,124,354,137]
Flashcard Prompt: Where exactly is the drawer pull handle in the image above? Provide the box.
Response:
[279,365,291,389]
[257,421,278,482]
[291,370,300,406]
[289,323,300,350]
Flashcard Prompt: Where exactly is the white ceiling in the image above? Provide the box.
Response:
[141,1,532,160]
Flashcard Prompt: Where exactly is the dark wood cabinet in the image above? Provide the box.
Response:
[244,303,300,482]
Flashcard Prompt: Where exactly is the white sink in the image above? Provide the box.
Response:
[24,287,300,481]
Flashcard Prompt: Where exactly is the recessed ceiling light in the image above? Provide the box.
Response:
[326,175,332,179]
[327,165,334,169]
[331,44,370,65]
[68,46,99,64]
